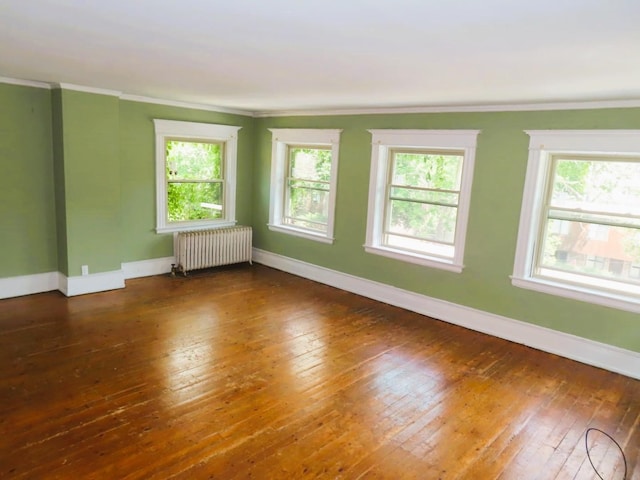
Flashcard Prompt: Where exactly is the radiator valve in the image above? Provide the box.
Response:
[170,263,186,277]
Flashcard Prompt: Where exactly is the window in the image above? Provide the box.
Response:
[268,129,341,243]
[154,120,241,233]
[365,130,480,272]
[513,130,640,313]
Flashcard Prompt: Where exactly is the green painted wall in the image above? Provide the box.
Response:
[53,90,121,276]
[0,83,57,277]
[1,80,638,354]
[253,109,640,352]
[118,100,254,262]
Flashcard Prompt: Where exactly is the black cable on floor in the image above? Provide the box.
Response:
[585,427,627,480]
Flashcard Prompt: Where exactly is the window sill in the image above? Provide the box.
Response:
[511,275,640,314]
[156,220,237,234]
[364,245,463,273]
[268,224,334,244]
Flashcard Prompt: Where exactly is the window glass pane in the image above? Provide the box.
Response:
[551,158,640,215]
[285,187,329,230]
[387,200,457,244]
[630,264,640,279]
[389,187,459,205]
[284,217,328,232]
[167,182,222,221]
[540,218,640,285]
[289,148,332,182]
[166,141,222,180]
[391,152,463,190]
[385,234,455,259]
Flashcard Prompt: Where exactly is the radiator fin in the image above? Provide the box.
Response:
[175,226,252,274]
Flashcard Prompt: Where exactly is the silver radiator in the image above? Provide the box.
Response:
[174,226,252,274]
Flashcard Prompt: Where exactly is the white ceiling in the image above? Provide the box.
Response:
[2,0,640,114]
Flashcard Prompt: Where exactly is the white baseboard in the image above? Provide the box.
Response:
[3,252,639,379]
[252,248,640,380]
[122,256,175,279]
[0,271,59,299]
[59,270,125,297]
[0,257,175,300]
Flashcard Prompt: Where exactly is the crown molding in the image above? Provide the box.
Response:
[0,76,51,89]
[3,76,640,118]
[254,98,640,118]
[0,76,253,116]
[119,94,253,117]
[55,83,122,97]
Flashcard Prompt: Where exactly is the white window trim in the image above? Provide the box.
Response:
[154,119,241,234]
[268,128,342,244]
[512,130,640,314]
[365,129,480,273]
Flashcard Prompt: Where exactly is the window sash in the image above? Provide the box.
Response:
[533,154,640,290]
[547,154,640,215]
[388,187,459,208]
[382,150,463,251]
[287,145,332,182]
[535,218,640,287]
[286,178,330,192]
[168,179,224,184]
[165,138,224,182]
[166,181,225,222]
[537,258,640,288]
[389,148,464,190]
[545,207,640,229]
[164,139,226,224]
[283,145,333,231]
[283,186,330,231]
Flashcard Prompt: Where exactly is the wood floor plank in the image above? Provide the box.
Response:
[1,264,639,479]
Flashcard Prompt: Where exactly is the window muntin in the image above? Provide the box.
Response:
[268,129,341,243]
[283,146,332,233]
[154,120,240,233]
[383,149,463,259]
[365,130,479,272]
[166,139,224,222]
[535,155,640,290]
[513,130,640,313]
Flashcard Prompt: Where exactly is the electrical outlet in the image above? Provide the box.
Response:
[81,265,89,276]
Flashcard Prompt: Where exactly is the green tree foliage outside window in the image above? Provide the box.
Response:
[284,147,332,232]
[386,151,463,247]
[166,140,223,222]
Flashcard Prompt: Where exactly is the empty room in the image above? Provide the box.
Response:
[1,1,639,478]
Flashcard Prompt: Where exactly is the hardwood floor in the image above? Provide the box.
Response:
[1,264,638,479]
